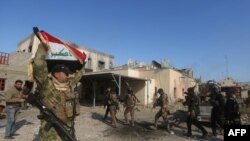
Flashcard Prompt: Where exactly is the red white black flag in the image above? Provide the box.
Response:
[33,27,87,64]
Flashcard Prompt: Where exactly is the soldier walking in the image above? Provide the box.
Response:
[225,89,241,125]
[123,88,140,126]
[183,87,208,138]
[103,87,111,120]
[106,87,119,127]
[209,85,225,136]
[153,88,170,132]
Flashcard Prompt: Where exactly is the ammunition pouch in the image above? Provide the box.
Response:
[65,100,74,118]
[73,92,80,116]
[64,91,80,118]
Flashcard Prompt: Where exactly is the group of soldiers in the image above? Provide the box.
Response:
[103,87,140,127]
[210,85,245,135]
[102,84,249,139]
[102,87,172,133]
[182,84,247,138]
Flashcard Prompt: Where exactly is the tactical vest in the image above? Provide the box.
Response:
[108,93,119,106]
[39,79,80,125]
[125,94,136,107]
[156,94,168,107]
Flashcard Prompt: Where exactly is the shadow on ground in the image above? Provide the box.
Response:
[91,112,116,128]
[14,119,33,133]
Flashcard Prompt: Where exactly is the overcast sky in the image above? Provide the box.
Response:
[0,0,249,82]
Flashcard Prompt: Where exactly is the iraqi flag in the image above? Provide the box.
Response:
[33,27,87,72]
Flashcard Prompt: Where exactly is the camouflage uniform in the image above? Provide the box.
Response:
[107,92,119,127]
[210,87,225,136]
[103,88,111,120]
[32,44,84,141]
[124,91,139,126]
[154,89,169,131]
[184,87,207,137]
[225,94,241,125]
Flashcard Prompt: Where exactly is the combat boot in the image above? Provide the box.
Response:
[202,132,208,139]
[131,121,135,127]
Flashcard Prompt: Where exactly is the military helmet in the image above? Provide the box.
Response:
[157,88,164,94]
[51,64,71,74]
[207,80,220,94]
[127,88,133,94]
[212,85,220,93]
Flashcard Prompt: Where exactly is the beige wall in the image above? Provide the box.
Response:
[82,50,114,71]
[168,69,195,102]
[0,52,32,92]
[113,68,196,105]
[128,80,145,105]
[144,79,155,106]
[169,69,183,102]
[128,69,140,77]
[220,77,237,87]
[17,33,40,54]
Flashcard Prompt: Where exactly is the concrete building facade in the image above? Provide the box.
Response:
[107,67,196,106]
[0,52,32,92]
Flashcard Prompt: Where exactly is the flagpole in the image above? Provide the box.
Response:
[33,27,42,42]
[33,27,50,50]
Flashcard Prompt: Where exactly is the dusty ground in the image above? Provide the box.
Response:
[0,106,224,141]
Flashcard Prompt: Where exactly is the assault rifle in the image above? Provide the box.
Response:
[26,94,76,141]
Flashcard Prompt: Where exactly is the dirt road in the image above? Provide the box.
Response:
[0,106,224,141]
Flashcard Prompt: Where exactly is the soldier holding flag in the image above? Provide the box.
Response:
[31,28,86,141]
